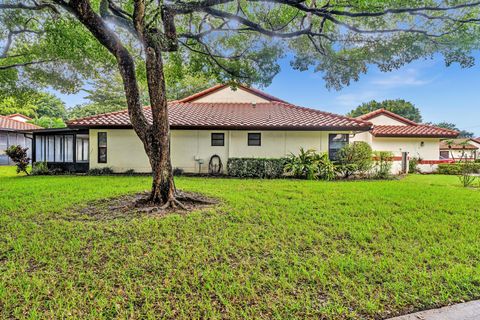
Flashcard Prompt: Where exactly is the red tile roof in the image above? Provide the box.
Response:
[473,138,480,144]
[440,139,479,150]
[6,113,32,121]
[357,108,459,138]
[357,108,418,125]
[177,83,289,104]
[0,115,42,131]
[68,102,372,131]
[371,125,459,138]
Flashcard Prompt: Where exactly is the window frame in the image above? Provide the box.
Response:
[97,132,107,163]
[247,132,261,146]
[211,133,225,147]
[328,133,349,160]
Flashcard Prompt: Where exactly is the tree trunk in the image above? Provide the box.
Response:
[61,0,181,207]
[144,38,176,205]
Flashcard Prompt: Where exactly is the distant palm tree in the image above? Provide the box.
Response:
[444,139,456,162]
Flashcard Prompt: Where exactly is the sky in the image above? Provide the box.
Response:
[56,53,480,137]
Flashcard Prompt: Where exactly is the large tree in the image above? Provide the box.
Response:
[434,122,475,138]
[348,99,423,123]
[0,87,67,120]
[1,0,480,207]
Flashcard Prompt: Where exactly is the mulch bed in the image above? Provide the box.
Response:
[66,191,218,221]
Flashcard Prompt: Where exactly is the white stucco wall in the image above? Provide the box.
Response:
[89,129,348,173]
[352,133,441,174]
[8,115,30,123]
[366,114,409,126]
[193,87,270,103]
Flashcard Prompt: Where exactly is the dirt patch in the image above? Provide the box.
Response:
[64,191,219,221]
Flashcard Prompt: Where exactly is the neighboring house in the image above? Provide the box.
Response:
[440,139,478,161]
[0,114,41,165]
[352,109,458,173]
[31,84,458,174]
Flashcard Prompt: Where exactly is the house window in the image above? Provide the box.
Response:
[440,151,450,159]
[98,132,107,163]
[76,135,89,162]
[211,133,225,146]
[329,134,349,160]
[248,133,261,146]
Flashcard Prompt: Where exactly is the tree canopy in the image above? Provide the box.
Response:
[433,122,475,138]
[347,99,423,123]
[2,0,480,205]
[0,88,66,117]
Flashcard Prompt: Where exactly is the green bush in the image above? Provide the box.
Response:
[31,162,50,175]
[5,145,30,175]
[335,142,373,178]
[284,148,336,180]
[408,157,421,174]
[373,151,394,179]
[87,167,114,175]
[438,163,480,175]
[227,158,287,178]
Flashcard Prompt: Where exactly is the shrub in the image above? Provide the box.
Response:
[335,142,373,178]
[88,167,114,175]
[284,148,336,180]
[438,163,480,175]
[227,158,287,178]
[31,162,50,175]
[458,161,477,187]
[373,151,394,179]
[409,157,421,174]
[5,145,30,175]
[124,169,136,175]
[173,168,184,176]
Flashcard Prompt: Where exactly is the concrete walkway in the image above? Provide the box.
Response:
[389,300,480,320]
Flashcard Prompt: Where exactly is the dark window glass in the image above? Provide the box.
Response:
[98,132,107,163]
[440,151,450,159]
[248,133,261,146]
[329,134,349,160]
[211,133,225,146]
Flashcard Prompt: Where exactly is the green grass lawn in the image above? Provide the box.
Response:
[1,166,479,319]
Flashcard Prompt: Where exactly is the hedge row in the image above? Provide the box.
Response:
[227,158,287,178]
[437,163,480,175]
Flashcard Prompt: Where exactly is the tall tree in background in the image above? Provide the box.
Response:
[1,1,480,207]
[0,88,67,127]
[348,100,423,123]
[434,122,475,138]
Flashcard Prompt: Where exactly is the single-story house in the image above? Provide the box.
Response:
[31,84,458,174]
[0,114,41,165]
[440,139,478,161]
[351,108,458,173]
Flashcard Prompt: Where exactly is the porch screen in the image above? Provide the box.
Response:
[35,135,74,163]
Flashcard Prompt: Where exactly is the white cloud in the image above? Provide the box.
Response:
[371,68,432,88]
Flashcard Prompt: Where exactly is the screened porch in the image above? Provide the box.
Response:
[32,128,89,172]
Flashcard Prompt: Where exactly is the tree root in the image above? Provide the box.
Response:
[132,190,216,212]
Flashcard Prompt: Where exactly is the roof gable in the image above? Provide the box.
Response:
[6,113,32,123]
[357,109,418,126]
[178,84,288,104]
[0,115,42,131]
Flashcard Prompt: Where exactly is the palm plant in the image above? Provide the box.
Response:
[284,148,336,180]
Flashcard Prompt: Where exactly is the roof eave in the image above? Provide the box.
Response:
[68,124,373,131]
[373,134,459,138]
